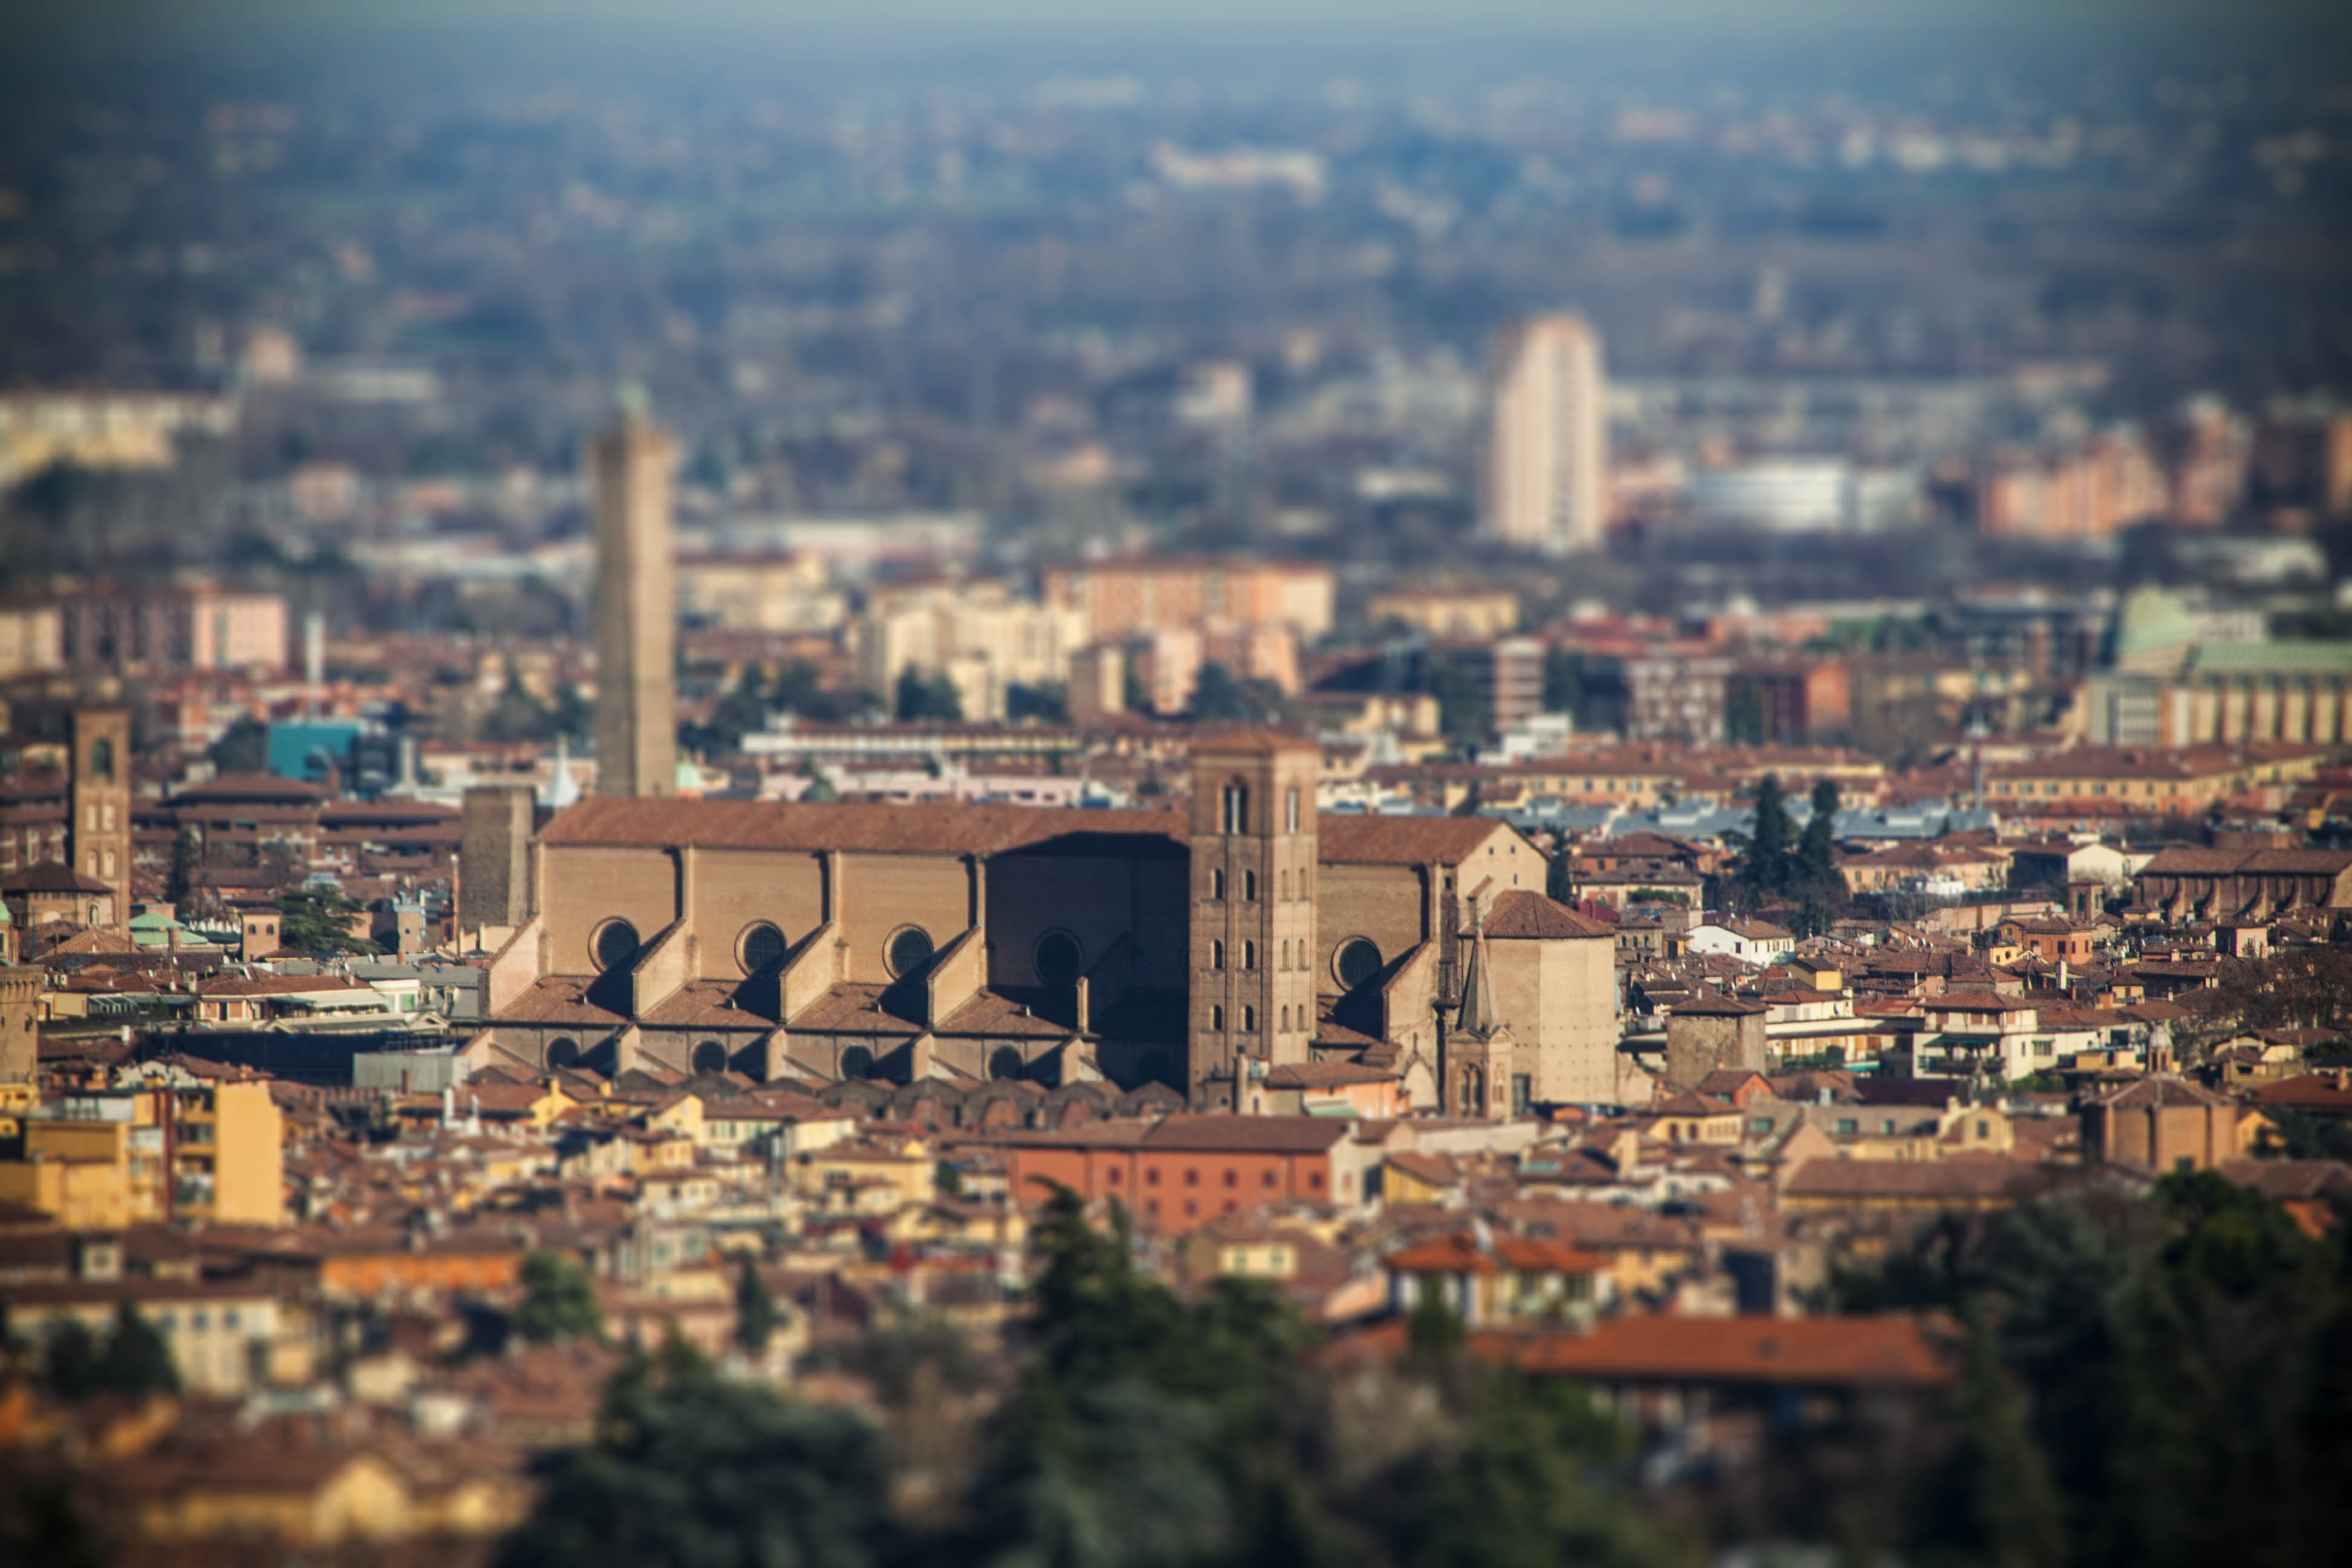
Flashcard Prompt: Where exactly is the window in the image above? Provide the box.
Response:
[1185,1169,1199,1187]
[90,737,115,780]
[739,921,788,976]
[886,925,935,978]
[1308,1172,1323,1191]
[1146,1168,1160,1186]
[1834,1117,1858,1135]
[592,919,640,973]
[1243,940,1256,970]
[1224,1169,1237,1187]
[1286,788,1300,833]
[1279,869,1290,900]
[1243,869,1258,900]
[1262,1170,1276,1188]
[1749,1116,1773,1133]
[1221,781,1249,834]
[1211,940,1226,971]
[1211,1005,1224,1031]
[1034,930,1085,987]
[1243,1006,1256,1032]
[1280,1005,1290,1031]
[1107,1167,1122,1184]
[1210,867,1226,900]
[547,1037,581,1070]
[1975,1120,1991,1138]
[1334,937,1382,990]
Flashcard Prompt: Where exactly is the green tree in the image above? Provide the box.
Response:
[1797,777,1842,896]
[482,673,558,744]
[96,1303,180,1399]
[1189,661,1252,721]
[1908,1312,2065,1568]
[513,1250,604,1345]
[275,888,381,955]
[897,665,965,722]
[165,828,200,909]
[734,1256,783,1360]
[698,667,772,754]
[1738,774,1795,900]
[1541,647,1587,722]
[497,1343,898,1568]
[1423,655,1490,742]
[38,1319,102,1402]
[206,716,267,775]
[1544,847,1576,906]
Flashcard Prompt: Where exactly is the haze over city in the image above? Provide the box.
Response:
[1,3,2349,1566]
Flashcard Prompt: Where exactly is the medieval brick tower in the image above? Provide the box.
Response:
[590,393,678,800]
[70,707,132,928]
[1187,731,1321,1109]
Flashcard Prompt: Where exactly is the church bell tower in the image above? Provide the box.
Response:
[1186,731,1321,1110]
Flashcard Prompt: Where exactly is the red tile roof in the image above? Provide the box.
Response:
[1478,1315,1954,1388]
[1481,890,1613,941]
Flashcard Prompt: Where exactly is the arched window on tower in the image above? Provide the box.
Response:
[1243,939,1256,970]
[1210,940,1226,970]
[1210,867,1226,900]
[1221,780,1249,834]
[1243,869,1257,901]
[90,738,115,782]
[1286,787,1299,833]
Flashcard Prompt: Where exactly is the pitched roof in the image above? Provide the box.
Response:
[1316,815,1511,867]
[1669,994,1768,1018]
[540,796,1187,857]
[2086,1075,2232,1110]
[1481,890,1612,941]
[1189,729,1322,756]
[1385,1231,1607,1276]
[1264,1060,1399,1089]
[0,860,114,895]
[1141,1114,1353,1154]
[1783,1157,2051,1201]
[1478,1315,1953,1388]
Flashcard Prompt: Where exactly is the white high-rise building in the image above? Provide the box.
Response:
[1481,313,1607,555]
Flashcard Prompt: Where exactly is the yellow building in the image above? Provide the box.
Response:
[0,1070,285,1229]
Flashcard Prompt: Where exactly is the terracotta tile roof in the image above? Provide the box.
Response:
[1316,814,1512,867]
[1142,1113,1354,1154]
[2085,1075,2232,1110]
[1478,1315,1953,1388]
[1387,1231,1607,1276]
[1190,728,1322,756]
[0,860,114,894]
[1783,1157,2053,1201]
[491,976,630,1027]
[2142,847,2352,877]
[1669,994,1768,1018]
[2250,1073,2352,1113]
[540,796,1188,857]
[1265,1059,1399,1089]
[1481,889,1612,940]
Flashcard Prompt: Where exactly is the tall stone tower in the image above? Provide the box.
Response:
[590,393,677,800]
[70,707,132,928]
[1186,731,1321,1110]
